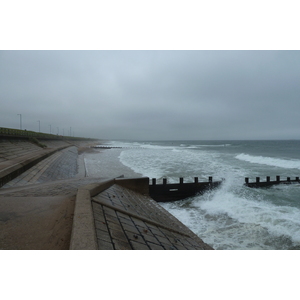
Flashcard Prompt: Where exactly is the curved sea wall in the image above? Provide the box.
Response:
[0,131,213,250]
[0,132,98,188]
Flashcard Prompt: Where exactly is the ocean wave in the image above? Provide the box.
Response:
[142,144,174,150]
[199,144,231,147]
[196,182,300,247]
[236,153,300,169]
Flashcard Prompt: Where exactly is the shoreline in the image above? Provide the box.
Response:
[0,138,213,250]
[82,148,143,179]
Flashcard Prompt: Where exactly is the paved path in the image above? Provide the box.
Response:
[0,177,108,250]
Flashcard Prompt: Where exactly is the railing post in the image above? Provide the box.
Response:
[266,176,270,182]
[287,177,291,182]
[209,176,213,183]
[296,177,299,181]
[180,178,183,184]
[194,177,198,184]
[163,178,167,185]
[152,178,156,185]
[245,178,249,184]
[276,176,280,182]
[256,177,260,183]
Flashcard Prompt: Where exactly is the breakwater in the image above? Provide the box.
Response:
[92,146,141,149]
[245,176,300,188]
[149,177,223,202]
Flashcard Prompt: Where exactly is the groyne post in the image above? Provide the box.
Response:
[245,174,300,188]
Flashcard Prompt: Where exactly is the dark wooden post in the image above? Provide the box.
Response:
[245,178,249,184]
[180,178,183,184]
[163,178,167,185]
[209,176,213,183]
[152,178,156,185]
[296,177,299,181]
[276,176,280,182]
[266,176,270,182]
[194,177,198,184]
[287,177,291,182]
[256,177,260,183]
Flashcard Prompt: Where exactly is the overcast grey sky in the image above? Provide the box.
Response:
[1,50,300,140]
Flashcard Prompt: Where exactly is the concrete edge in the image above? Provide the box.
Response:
[86,179,116,197]
[69,179,115,250]
[115,177,150,195]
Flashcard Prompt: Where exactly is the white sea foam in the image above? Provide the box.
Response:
[141,144,175,150]
[118,145,227,183]
[86,140,300,249]
[236,153,300,169]
[106,140,139,148]
[199,188,300,244]
[200,144,231,147]
[162,178,300,249]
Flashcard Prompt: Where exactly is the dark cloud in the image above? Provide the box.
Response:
[1,50,300,140]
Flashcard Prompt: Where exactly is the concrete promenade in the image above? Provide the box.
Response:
[0,138,213,250]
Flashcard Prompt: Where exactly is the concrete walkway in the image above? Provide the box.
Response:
[0,177,108,250]
[0,138,213,250]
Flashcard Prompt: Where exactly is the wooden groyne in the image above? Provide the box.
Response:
[92,146,125,149]
[245,176,300,188]
[149,177,223,202]
[92,146,141,149]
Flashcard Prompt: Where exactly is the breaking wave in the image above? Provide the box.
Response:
[236,153,300,169]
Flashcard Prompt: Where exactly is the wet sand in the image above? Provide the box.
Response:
[82,148,143,179]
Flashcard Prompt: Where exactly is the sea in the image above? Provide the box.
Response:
[86,139,300,250]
